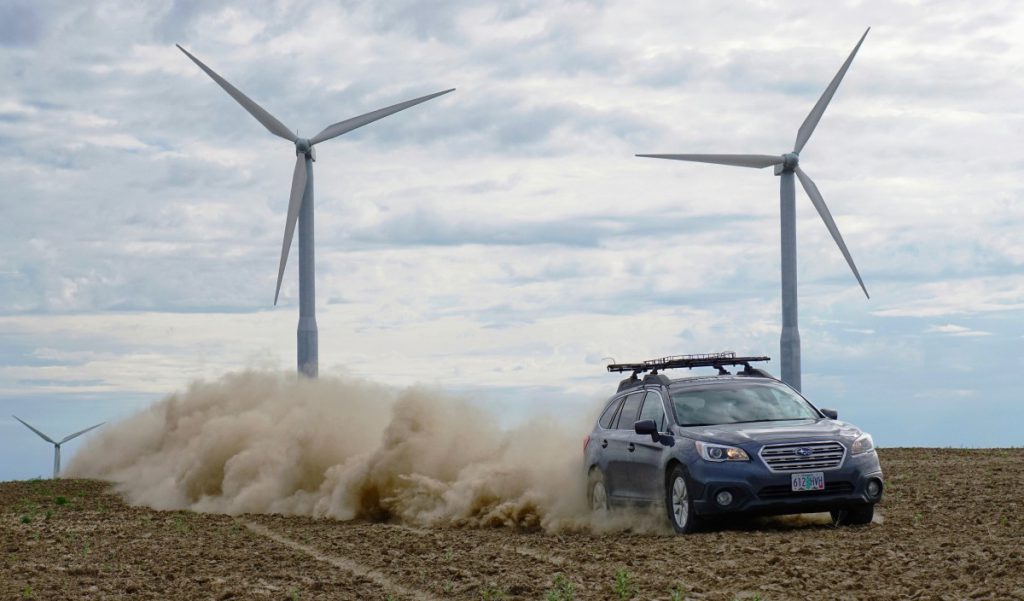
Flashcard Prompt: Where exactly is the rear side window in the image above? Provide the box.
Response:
[598,398,623,429]
[614,392,645,430]
[638,391,667,432]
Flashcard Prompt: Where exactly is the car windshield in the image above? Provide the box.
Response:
[670,382,819,426]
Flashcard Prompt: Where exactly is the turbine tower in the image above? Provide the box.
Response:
[637,29,871,392]
[13,416,104,479]
[177,45,454,377]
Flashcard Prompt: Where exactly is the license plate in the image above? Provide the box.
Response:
[791,472,825,492]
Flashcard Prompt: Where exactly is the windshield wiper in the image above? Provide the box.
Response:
[679,418,807,427]
[725,418,805,424]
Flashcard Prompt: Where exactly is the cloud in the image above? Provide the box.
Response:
[925,324,991,337]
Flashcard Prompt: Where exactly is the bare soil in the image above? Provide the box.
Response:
[2,448,1023,600]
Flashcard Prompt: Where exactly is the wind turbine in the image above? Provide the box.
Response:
[13,416,104,479]
[176,45,454,377]
[637,28,871,392]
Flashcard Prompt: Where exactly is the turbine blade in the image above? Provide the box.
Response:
[13,415,56,444]
[176,44,297,143]
[794,167,869,298]
[275,154,308,305]
[310,88,455,145]
[60,422,105,444]
[636,154,784,169]
[793,28,870,153]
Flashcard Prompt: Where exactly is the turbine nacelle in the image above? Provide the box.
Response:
[776,152,800,175]
[295,138,314,160]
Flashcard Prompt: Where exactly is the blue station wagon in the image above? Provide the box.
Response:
[584,353,883,533]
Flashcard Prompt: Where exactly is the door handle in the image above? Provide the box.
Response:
[601,439,608,448]
[627,443,635,452]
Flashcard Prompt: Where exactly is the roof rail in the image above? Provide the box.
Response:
[607,352,771,376]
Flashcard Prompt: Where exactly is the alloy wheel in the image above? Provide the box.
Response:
[671,476,689,528]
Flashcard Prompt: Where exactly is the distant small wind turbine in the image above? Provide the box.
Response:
[637,29,872,392]
[176,44,454,377]
[13,416,104,479]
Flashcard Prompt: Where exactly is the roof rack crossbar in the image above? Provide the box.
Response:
[607,352,770,374]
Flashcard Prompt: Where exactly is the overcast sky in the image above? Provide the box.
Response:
[1,0,1022,480]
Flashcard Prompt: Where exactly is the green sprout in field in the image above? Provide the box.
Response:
[612,568,633,600]
[669,586,685,601]
[478,585,507,601]
[545,574,575,601]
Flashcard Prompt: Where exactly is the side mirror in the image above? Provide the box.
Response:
[634,419,659,440]
[820,408,838,420]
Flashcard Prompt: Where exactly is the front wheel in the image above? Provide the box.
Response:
[831,504,874,526]
[665,465,702,534]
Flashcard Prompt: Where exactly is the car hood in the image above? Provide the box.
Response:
[679,419,863,446]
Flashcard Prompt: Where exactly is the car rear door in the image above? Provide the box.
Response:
[604,391,645,501]
[628,390,670,500]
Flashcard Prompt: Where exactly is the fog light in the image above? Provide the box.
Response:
[866,479,882,499]
[715,490,734,506]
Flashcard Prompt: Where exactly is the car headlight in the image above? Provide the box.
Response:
[851,433,874,455]
[695,441,749,462]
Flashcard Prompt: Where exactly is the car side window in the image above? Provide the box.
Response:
[613,392,645,430]
[598,398,623,430]
[638,391,667,432]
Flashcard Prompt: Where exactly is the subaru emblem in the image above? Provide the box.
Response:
[796,447,813,457]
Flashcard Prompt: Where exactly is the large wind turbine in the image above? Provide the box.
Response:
[637,29,871,392]
[13,416,104,479]
[177,45,454,377]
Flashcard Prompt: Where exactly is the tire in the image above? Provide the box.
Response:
[831,504,874,526]
[665,465,702,534]
[588,469,609,513]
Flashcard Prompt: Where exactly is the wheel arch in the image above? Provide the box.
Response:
[665,457,685,485]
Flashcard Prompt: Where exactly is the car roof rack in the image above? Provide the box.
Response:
[607,352,771,377]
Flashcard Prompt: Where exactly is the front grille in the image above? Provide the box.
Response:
[758,481,855,500]
[758,441,846,472]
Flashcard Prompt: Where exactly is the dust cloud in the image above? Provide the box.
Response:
[67,371,662,533]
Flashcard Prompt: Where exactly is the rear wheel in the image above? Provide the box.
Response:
[588,469,609,513]
[831,504,874,526]
[665,465,702,534]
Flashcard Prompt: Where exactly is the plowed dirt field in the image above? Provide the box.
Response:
[2,448,1023,600]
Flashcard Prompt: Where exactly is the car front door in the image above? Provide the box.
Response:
[604,391,645,501]
[628,389,670,500]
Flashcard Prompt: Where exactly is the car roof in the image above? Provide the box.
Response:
[669,375,778,387]
[614,373,780,395]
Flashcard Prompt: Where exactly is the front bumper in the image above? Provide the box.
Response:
[689,449,883,517]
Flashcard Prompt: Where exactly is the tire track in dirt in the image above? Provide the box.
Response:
[368,521,570,568]
[244,521,442,601]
